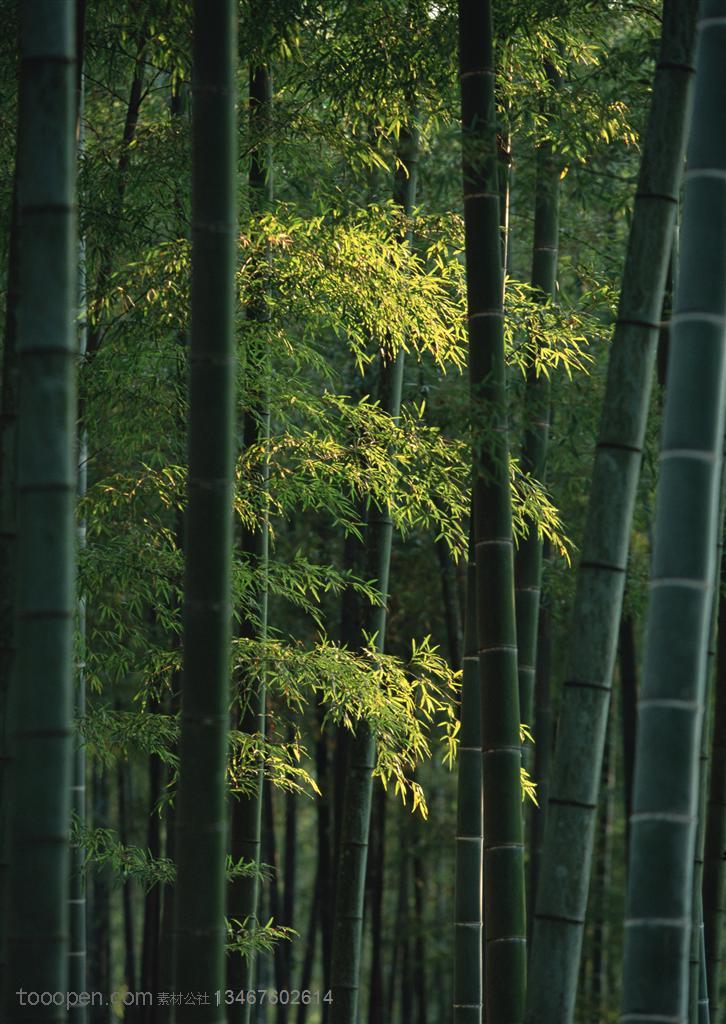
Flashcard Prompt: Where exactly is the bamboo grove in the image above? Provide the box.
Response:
[0,1,724,1024]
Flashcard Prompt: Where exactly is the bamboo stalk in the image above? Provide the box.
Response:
[453,534,482,1024]
[526,3,698,1020]
[620,5,726,1019]
[4,2,78,1017]
[458,0,526,1018]
[227,63,272,1022]
[330,122,419,1024]
[703,567,726,1021]
[173,3,238,1019]
[515,79,561,740]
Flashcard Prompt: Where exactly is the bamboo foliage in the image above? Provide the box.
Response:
[4,1,78,1017]
[458,0,526,1020]
[526,3,698,1021]
[173,2,237,1018]
[621,3,726,1019]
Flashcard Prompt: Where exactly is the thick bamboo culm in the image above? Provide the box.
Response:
[526,2,698,1020]
[4,2,78,1018]
[621,4,726,1021]
[172,2,238,1019]
[458,0,526,1019]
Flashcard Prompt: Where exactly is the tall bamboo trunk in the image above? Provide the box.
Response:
[368,787,387,1024]
[279,776,297,1024]
[140,701,164,1024]
[227,64,273,1022]
[703,567,726,1022]
[264,776,285,1005]
[453,534,482,1024]
[496,56,512,278]
[89,767,111,1024]
[514,83,561,741]
[528,572,552,938]
[117,759,137,992]
[412,815,427,1024]
[436,534,464,673]
[657,226,679,387]
[589,695,614,1022]
[69,22,88,1009]
[330,121,419,1024]
[516,79,561,934]
[315,706,333,1024]
[0,170,19,1008]
[618,615,638,858]
[458,0,525,1019]
[69,182,88,1024]
[620,5,726,1020]
[157,83,189,1024]
[84,16,148,363]
[698,912,711,1024]
[400,882,413,1024]
[690,468,724,1024]
[4,3,78,1018]
[158,682,180,1024]
[525,3,698,1021]
[333,521,364,884]
[296,865,320,1024]
[173,3,237,1019]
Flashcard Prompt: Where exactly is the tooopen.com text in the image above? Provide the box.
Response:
[16,989,153,1010]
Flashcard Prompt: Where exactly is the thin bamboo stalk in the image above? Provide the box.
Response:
[89,768,111,1024]
[703,571,726,1021]
[69,65,88,1017]
[528,569,552,938]
[0,169,19,1010]
[117,760,137,993]
[330,123,419,1024]
[228,65,273,1023]
[453,535,482,1024]
[698,910,711,1024]
[515,83,561,739]
[690,457,725,1024]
